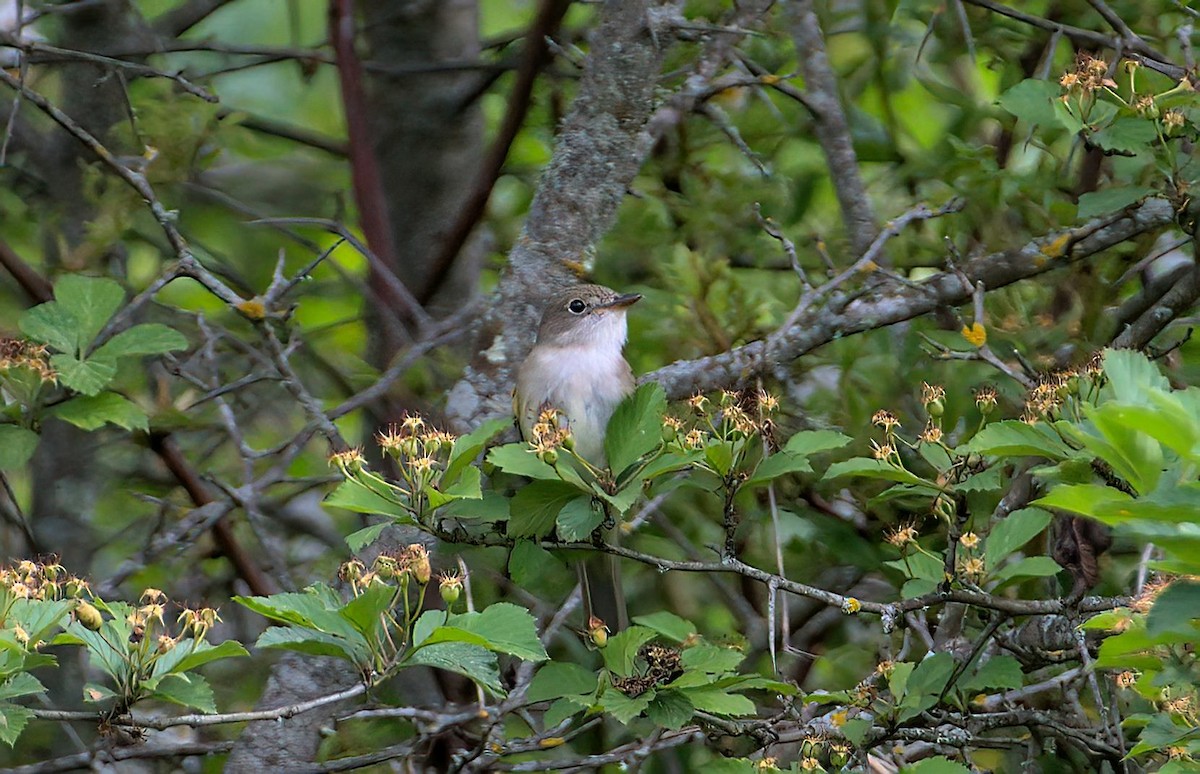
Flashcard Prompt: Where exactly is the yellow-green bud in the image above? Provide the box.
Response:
[75,601,103,631]
[928,398,944,418]
[661,424,677,443]
[539,449,558,466]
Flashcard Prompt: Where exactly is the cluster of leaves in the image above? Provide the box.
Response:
[0,560,243,744]
[1,275,187,469]
[235,544,546,696]
[528,609,795,732]
[998,52,1200,220]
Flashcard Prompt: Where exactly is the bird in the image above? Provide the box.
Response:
[514,283,642,631]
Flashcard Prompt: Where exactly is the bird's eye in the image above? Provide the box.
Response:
[567,299,586,314]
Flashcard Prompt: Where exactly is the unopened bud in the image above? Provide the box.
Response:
[539,449,558,466]
[927,397,944,418]
[587,615,609,648]
[74,601,103,631]
[439,573,462,605]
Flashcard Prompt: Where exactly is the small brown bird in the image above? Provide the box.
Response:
[514,284,642,631]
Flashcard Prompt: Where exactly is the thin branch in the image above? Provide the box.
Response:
[420,0,572,305]
[646,198,1174,399]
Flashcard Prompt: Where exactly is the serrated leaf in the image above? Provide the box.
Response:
[92,323,187,360]
[508,480,581,538]
[680,643,743,674]
[408,642,503,696]
[602,686,652,723]
[555,496,603,541]
[960,656,1023,693]
[1147,580,1200,636]
[903,758,971,774]
[0,673,44,701]
[324,479,412,523]
[1091,117,1156,154]
[443,603,548,662]
[997,78,1062,127]
[0,426,38,470]
[898,653,955,721]
[165,640,249,674]
[486,444,561,481]
[966,420,1074,459]
[632,611,696,642]
[526,662,598,703]
[0,702,33,746]
[783,429,853,456]
[992,556,1062,584]
[604,382,666,475]
[254,626,361,662]
[50,353,117,396]
[54,274,124,348]
[1077,186,1155,220]
[49,392,148,432]
[509,540,569,591]
[602,626,657,678]
[646,689,694,729]
[682,686,755,716]
[445,417,509,487]
[744,451,811,487]
[150,672,215,714]
[19,303,79,354]
[824,457,938,489]
[984,507,1052,568]
[345,522,388,552]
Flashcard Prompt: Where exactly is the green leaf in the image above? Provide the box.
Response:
[984,507,1052,568]
[544,696,587,727]
[841,717,872,746]
[602,626,656,678]
[903,757,971,774]
[0,702,33,746]
[680,643,743,674]
[1077,186,1155,220]
[166,640,249,674]
[445,417,509,487]
[49,392,148,432]
[602,686,652,724]
[1147,580,1200,636]
[526,662,597,703]
[605,382,666,475]
[254,626,362,662]
[19,303,79,354]
[1091,117,1156,154]
[0,674,44,702]
[704,441,735,476]
[408,642,503,696]
[997,78,1062,127]
[92,323,187,360]
[51,353,117,396]
[339,583,396,640]
[959,656,1023,693]
[509,540,569,591]
[345,522,388,552]
[682,686,755,716]
[54,275,124,348]
[444,603,548,662]
[149,673,215,714]
[0,426,38,469]
[632,611,696,642]
[646,689,694,729]
[824,458,938,489]
[992,556,1062,584]
[1034,483,1131,520]
[744,451,812,487]
[555,496,603,541]
[898,653,955,721]
[486,444,561,481]
[443,465,482,500]
[508,480,581,538]
[783,429,853,456]
[324,479,412,523]
[1103,348,1171,403]
[966,420,1074,459]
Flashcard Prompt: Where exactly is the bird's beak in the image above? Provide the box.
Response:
[599,293,642,311]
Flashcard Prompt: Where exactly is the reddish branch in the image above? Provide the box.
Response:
[329,0,413,327]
